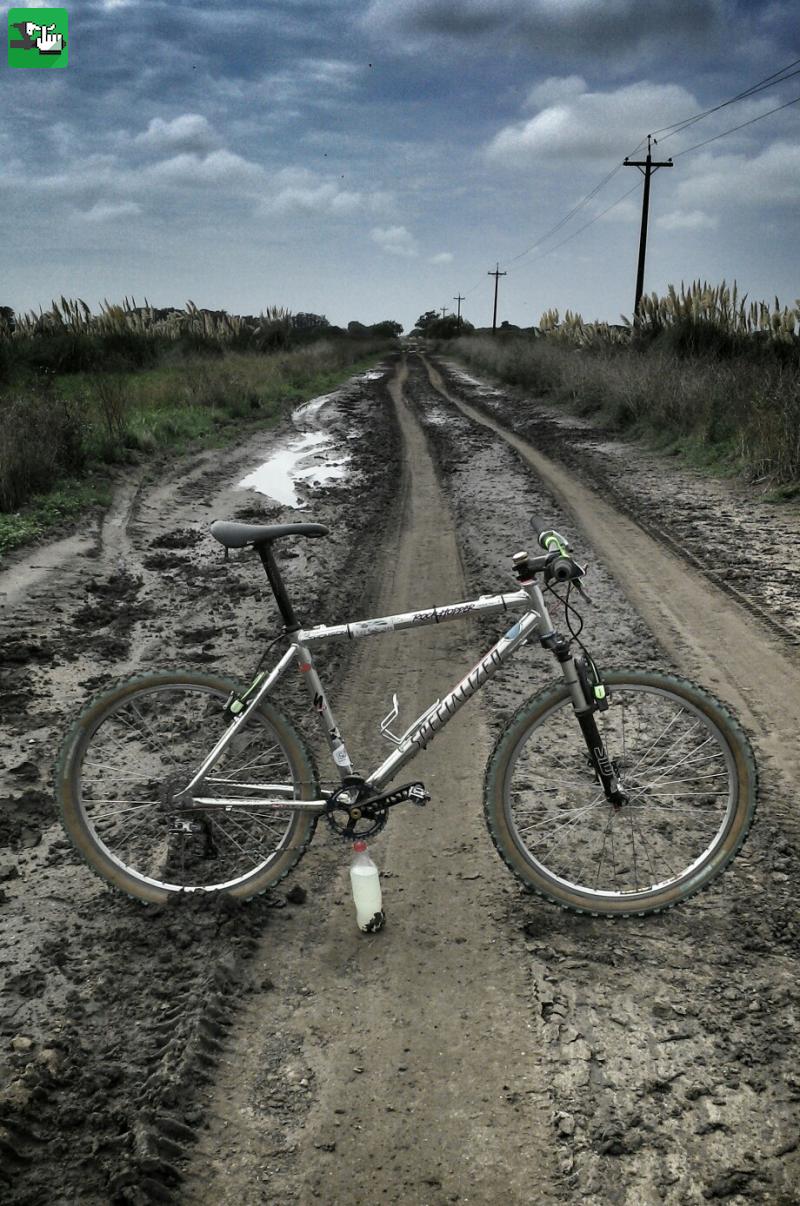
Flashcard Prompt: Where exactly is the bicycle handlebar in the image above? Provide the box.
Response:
[527,518,583,583]
[548,556,578,583]
[531,517,568,555]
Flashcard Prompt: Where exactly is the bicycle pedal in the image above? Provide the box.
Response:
[408,784,430,807]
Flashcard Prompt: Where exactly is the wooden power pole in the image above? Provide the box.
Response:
[624,136,672,321]
[488,264,506,332]
[453,293,465,329]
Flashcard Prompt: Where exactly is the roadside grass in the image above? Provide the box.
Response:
[0,480,112,558]
[0,341,388,558]
[449,333,800,495]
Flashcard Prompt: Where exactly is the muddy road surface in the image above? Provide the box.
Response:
[2,354,799,1204]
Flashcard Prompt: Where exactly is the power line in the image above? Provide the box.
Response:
[453,64,800,312]
[461,168,642,301]
[506,161,626,265]
[521,180,642,266]
[502,64,800,274]
[650,57,800,142]
[672,92,800,157]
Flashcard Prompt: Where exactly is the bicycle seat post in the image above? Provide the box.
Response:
[257,541,300,633]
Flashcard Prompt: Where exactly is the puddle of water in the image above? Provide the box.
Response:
[293,392,338,422]
[239,389,352,508]
[423,406,452,427]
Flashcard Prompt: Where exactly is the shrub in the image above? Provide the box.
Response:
[0,392,87,510]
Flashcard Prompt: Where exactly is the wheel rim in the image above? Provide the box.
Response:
[72,683,306,893]
[503,683,738,906]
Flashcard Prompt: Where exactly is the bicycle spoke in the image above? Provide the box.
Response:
[500,679,742,906]
[594,809,615,888]
[91,802,157,820]
[65,678,314,895]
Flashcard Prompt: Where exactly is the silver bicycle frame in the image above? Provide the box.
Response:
[183,582,556,806]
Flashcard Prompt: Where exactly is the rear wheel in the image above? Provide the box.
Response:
[484,670,757,916]
[57,672,319,904]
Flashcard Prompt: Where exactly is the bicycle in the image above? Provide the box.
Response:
[56,517,757,916]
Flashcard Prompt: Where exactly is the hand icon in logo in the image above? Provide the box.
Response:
[36,24,63,54]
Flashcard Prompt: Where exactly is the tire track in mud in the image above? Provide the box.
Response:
[0,367,401,1204]
[405,352,799,1203]
[421,354,800,826]
[185,356,556,1204]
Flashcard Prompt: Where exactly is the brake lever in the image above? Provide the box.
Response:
[573,578,594,606]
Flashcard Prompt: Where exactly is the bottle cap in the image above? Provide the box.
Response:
[353,839,367,852]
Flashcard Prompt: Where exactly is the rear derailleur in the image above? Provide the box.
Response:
[325,776,430,839]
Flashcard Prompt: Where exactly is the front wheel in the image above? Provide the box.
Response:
[57,672,319,904]
[484,670,757,916]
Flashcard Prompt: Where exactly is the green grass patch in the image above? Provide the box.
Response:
[642,430,744,477]
[0,345,389,556]
[764,482,800,503]
[0,479,112,558]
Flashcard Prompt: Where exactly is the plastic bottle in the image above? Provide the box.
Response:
[349,840,385,932]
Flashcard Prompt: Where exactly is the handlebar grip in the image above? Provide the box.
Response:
[549,556,576,583]
[531,516,549,547]
[533,517,567,554]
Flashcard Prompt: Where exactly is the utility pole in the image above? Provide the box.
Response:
[488,263,506,333]
[440,306,448,319]
[453,293,465,329]
[624,135,672,322]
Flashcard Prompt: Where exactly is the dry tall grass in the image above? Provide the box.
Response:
[451,282,800,488]
[0,298,391,513]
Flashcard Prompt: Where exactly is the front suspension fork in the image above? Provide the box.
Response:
[545,633,627,806]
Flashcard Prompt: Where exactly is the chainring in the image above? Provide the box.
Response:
[324,780,388,839]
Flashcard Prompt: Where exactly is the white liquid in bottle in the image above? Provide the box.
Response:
[350,841,385,932]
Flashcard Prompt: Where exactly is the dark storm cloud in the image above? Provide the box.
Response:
[364,0,724,57]
[2,0,797,324]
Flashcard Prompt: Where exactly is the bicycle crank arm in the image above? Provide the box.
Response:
[362,782,431,811]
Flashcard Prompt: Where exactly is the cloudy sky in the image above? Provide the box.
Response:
[2,0,798,329]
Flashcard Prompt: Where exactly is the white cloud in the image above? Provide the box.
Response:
[676,140,800,208]
[598,198,640,223]
[430,251,454,263]
[524,75,586,110]
[487,81,697,163]
[144,149,264,187]
[135,114,221,156]
[250,58,361,109]
[370,225,419,257]
[262,167,393,216]
[79,200,142,222]
[657,208,717,230]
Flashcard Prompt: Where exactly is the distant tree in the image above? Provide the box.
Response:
[369,320,403,338]
[292,312,330,331]
[414,310,440,334]
[421,314,474,339]
[347,320,368,336]
[0,306,15,332]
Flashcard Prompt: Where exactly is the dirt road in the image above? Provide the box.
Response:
[185,357,554,1204]
[2,353,798,1204]
[421,355,800,822]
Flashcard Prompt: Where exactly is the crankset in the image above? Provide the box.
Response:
[324,778,430,839]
